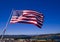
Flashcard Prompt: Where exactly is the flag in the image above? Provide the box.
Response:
[10,10,44,28]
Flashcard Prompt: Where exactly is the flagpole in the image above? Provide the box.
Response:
[1,9,13,41]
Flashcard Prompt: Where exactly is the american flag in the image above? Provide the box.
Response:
[10,10,44,28]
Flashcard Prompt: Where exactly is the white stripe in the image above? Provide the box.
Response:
[41,15,43,17]
[11,16,18,19]
[11,18,17,21]
[23,10,35,12]
[17,18,37,24]
[28,21,37,24]
[18,16,36,20]
[23,13,35,16]
[23,10,39,14]
[10,21,18,23]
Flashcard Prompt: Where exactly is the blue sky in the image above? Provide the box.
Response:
[0,0,60,35]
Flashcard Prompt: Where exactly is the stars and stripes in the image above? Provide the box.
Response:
[10,10,44,28]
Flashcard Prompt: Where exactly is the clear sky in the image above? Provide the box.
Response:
[0,0,60,35]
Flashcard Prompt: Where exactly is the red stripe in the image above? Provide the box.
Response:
[21,18,36,21]
[35,24,41,28]
[23,13,43,18]
[23,10,41,14]
[37,18,44,22]
[18,21,42,28]
[23,15,36,18]
[18,21,37,24]
[11,19,17,21]
[23,13,42,16]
